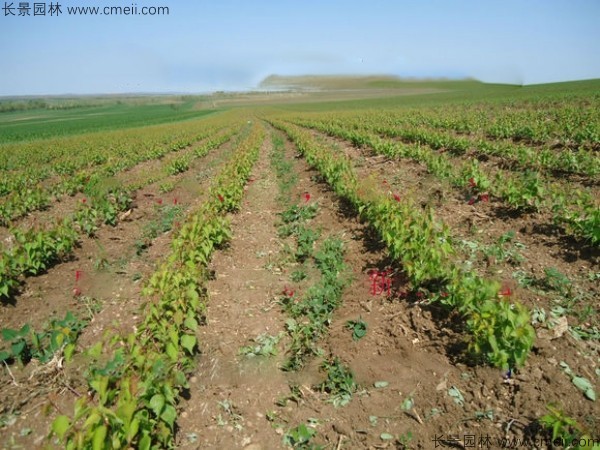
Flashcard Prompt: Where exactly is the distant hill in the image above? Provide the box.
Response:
[259,74,484,91]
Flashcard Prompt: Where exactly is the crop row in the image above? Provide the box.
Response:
[292,112,599,177]
[270,120,535,371]
[0,120,233,225]
[351,90,600,149]
[0,127,240,300]
[289,118,599,246]
[52,123,264,449]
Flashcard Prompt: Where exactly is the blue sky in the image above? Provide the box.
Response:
[1,0,599,95]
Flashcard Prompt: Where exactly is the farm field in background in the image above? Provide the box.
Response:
[0,78,598,449]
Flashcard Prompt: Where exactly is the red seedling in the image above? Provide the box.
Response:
[218,194,224,203]
[499,286,512,297]
[468,177,477,188]
[81,198,87,204]
[368,268,393,296]
[468,196,477,205]
[303,192,311,203]
[157,198,163,205]
[173,198,178,205]
[75,270,83,283]
[282,286,295,298]
[393,193,401,202]
[479,193,489,203]
[72,287,82,297]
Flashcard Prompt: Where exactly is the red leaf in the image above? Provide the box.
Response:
[440,292,449,298]
[468,177,477,188]
[303,192,311,203]
[173,198,178,205]
[218,194,224,203]
[72,287,82,297]
[480,193,489,203]
[81,198,87,204]
[468,197,476,205]
[282,286,295,297]
[157,198,163,205]
[393,193,401,202]
[75,270,82,283]
[499,286,512,296]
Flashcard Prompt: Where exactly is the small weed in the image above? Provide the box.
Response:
[0,312,88,365]
[543,267,572,297]
[283,423,320,449]
[482,231,525,266]
[217,399,244,430]
[167,157,189,175]
[280,203,318,225]
[398,431,413,449]
[158,181,175,193]
[239,333,283,358]
[276,383,303,407]
[346,318,367,341]
[540,404,597,449]
[136,205,184,254]
[290,268,307,282]
[512,269,535,288]
[315,357,357,407]
[295,226,319,262]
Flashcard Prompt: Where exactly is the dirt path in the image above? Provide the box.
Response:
[176,135,292,449]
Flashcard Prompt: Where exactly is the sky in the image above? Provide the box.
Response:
[1,0,599,95]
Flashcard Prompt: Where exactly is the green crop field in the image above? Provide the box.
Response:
[0,78,599,449]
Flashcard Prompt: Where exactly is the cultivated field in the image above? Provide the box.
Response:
[0,78,598,449]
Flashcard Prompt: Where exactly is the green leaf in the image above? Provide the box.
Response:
[448,386,465,406]
[11,341,26,358]
[52,415,71,439]
[64,343,76,362]
[126,417,140,443]
[181,334,196,355]
[138,433,151,450]
[166,342,178,361]
[184,316,198,331]
[149,394,165,417]
[87,342,103,359]
[572,376,596,401]
[161,404,177,428]
[92,425,107,450]
[401,396,414,411]
[1,328,18,341]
